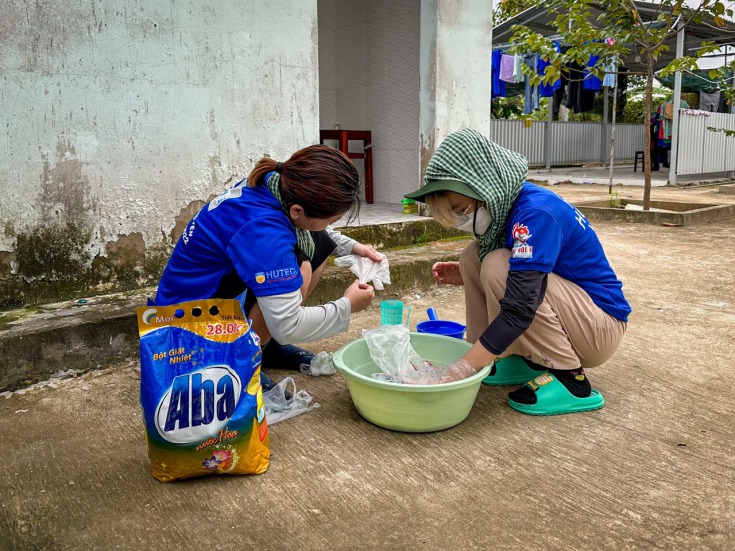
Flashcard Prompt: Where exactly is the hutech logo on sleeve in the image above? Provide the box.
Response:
[511,222,533,259]
[254,267,298,285]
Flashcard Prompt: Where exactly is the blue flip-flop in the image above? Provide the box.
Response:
[483,356,541,386]
[508,372,604,416]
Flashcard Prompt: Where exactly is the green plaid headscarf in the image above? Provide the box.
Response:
[424,129,528,260]
[266,172,315,260]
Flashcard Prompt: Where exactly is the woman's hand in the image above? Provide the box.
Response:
[432,261,464,286]
[439,359,478,383]
[407,359,478,385]
[352,243,384,262]
[343,280,375,312]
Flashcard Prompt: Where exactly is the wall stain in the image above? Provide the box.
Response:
[89,232,144,288]
[40,140,95,222]
[170,199,207,244]
[420,132,435,177]
[0,139,157,308]
[3,221,16,239]
[208,109,218,141]
[14,222,91,281]
[209,154,222,191]
[105,232,145,269]
[0,252,13,278]
[1,191,222,308]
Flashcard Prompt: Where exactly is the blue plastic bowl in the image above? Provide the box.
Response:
[416,308,466,340]
[416,320,466,340]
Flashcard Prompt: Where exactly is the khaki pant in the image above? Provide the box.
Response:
[459,242,627,370]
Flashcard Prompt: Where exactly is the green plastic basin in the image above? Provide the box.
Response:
[332,332,492,432]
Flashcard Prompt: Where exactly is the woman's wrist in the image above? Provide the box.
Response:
[464,340,496,371]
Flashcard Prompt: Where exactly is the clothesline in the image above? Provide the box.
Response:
[493,34,564,52]
[683,68,733,88]
[491,44,617,116]
[493,15,687,53]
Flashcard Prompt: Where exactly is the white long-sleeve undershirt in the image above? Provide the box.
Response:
[255,226,357,344]
[257,291,351,344]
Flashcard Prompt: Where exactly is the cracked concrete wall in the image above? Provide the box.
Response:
[0,0,319,308]
[419,0,492,174]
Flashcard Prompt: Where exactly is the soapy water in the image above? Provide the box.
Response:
[362,325,450,384]
[371,359,447,383]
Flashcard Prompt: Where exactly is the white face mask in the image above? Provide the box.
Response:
[453,206,492,236]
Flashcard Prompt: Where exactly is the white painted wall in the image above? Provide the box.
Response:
[319,0,491,204]
[318,0,421,204]
[420,0,493,171]
[0,0,319,283]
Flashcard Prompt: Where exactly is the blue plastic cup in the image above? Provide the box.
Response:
[380,300,404,325]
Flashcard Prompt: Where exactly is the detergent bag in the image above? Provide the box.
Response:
[137,298,270,482]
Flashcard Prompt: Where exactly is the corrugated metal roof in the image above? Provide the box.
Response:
[493,1,735,73]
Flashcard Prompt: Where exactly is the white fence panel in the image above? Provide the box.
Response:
[677,112,735,175]
[488,120,545,165]
[488,120,644,166]
[613,123,645,160]
[549,122,601,164]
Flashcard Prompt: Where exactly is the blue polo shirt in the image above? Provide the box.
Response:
[505,183,631,322]
[154,175,302,305]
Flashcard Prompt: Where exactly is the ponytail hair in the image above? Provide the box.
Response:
[248,145,360,221]
[247,157,279,187]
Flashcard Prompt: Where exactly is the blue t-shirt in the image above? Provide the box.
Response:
[155,176,303,305]
[537,41,561,98]
[505,183,631,322]
[492,49,507,98]
[583,54,602,91]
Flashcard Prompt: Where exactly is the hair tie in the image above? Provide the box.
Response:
[275,162,283,173]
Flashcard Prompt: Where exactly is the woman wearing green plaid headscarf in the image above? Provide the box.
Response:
[405,129,631,416]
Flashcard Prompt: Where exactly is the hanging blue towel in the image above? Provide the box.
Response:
[602,58,617,87]
[492,50,507,98]
[538,42,562,98]
[583,54,602,91]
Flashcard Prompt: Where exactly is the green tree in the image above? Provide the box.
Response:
[509,0,734,210]
[494,0,539,25]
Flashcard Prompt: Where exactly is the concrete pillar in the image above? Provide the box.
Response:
[669,22,685,187]
[601,88,609,163]
[545,98,553,170]
[419,0,493,176]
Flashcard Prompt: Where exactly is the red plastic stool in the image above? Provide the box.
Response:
[320,129,373,204]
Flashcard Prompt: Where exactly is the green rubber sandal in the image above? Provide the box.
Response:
[482,356,540,386]
[508,372,604,416]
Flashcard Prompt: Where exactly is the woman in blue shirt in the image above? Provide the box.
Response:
[155,145,380,388]
[404,130,631,416]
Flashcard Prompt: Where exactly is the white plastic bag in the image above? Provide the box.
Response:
[334,254,391,290]
[361,325,442,384]
[299,351,336,376]
[262,377,320,425]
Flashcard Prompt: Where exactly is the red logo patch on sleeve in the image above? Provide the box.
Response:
[511,222,533,258]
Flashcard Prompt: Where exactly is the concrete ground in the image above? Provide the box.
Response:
[1,184,735,550]
[528,163,735,187]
